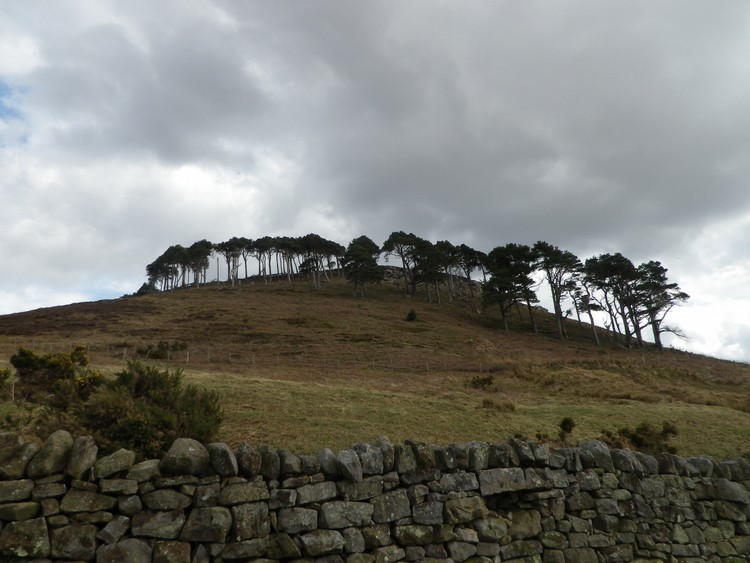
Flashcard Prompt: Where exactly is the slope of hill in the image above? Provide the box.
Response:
[0,276,748,458]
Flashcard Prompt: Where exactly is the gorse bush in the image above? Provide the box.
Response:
[0,368,13,400]
[600,421,678,455]
[79,361,224,458]
[5,348,223,459]
[10,346,103,408]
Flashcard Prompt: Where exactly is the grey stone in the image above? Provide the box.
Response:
[221,537,270,560]
[126,459,161,482]
[277,507,318,533]
[160,438,210,476]
[394,443,418,472]
[131,509,186,539]
[447,540,477,561]
[297,480,338,504]
[337,475,384,500]
[353,443,385,475]
[406,438,436,468]
[508,509,542,539]
[0,501,40,520]
[610,448,641,473]
[97,515,131,544]
[499,539,543,559]
[65,435,98,480]
[278,448,302,475]
[50,523,97,560]
[96,537,152,562]
[153,540,191,563]
[716,477,750,503]
[0,479,34,502]
[473,516,509,541]
[342,527,366,553]
[578,440,615,472]
[118,494,143,516]
[320,501,375,528]
[258,444,280,480]
[179,506,232,542]
[60,489,117,513]
[231,501,270,540]
[371,489,411,523]
[373,436,395,472]
[94,448,136,478]
[235,443,262,477]
[319,447,340,477]
[207,442,238,477]
[0,517,50,558]
[219,480,270,505]
[0,433,39,479]
[489,442,520,468]
[413,501,444,525]
[298,454,320,474]
[439,471,479,492]
[300,529,346,556]
[267,532,303,559]
[99,478,138,495]
[468,440,490,470]
[30,482,65,501]
[477,467,526,495]
[143,489,192,510]
[394,524,434,546]
[26,430,73,479]
[361,524,392,548]
[444,496,489,524]
[268,488,297,509]
[509,438,536,465]
[338,448,363,482]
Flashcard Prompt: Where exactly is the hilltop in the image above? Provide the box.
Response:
[0,274,748,459]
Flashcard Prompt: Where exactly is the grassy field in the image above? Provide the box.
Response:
[1,275,748,459]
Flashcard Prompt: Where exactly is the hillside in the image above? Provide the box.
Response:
[1,275,749,459]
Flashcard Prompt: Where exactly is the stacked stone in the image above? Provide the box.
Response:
[0,430,749,562]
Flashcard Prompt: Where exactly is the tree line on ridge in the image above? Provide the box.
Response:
[143,231,688,351]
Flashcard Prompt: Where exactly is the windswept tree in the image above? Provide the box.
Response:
[341,235,383,296]
[299,233,342,290]
[533,241,581,339]
[186,239,213,288]
[456,244,483,300]
[482,244,538,331]
[584,253,639,346]
[382,231,421,295]
[635,261,689,350]
[411,238,443,303]
[214,238,244,287]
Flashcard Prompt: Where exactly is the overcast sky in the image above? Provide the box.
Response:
[1,1,749,362]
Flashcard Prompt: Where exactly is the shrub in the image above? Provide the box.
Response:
[600,421,678,455]
[559,416,576,442]
[467,374,494,390]
[9,347,103,408]
[405,309,417,322]
[0,368,13,401]
[4,347,223,459]
[78,361,224,458]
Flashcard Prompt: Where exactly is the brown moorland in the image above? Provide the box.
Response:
[0,274,748,458]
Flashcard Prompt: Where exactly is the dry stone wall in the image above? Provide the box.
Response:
[0,430,749,562]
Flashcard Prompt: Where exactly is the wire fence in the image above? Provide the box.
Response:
[0,338,502,375]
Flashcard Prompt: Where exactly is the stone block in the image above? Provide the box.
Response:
[231,501,270,540]
[477,467,526,495]
[0,517,50,558]
[320,500,374,529]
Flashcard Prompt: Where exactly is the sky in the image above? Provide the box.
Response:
[1,1,749,362]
